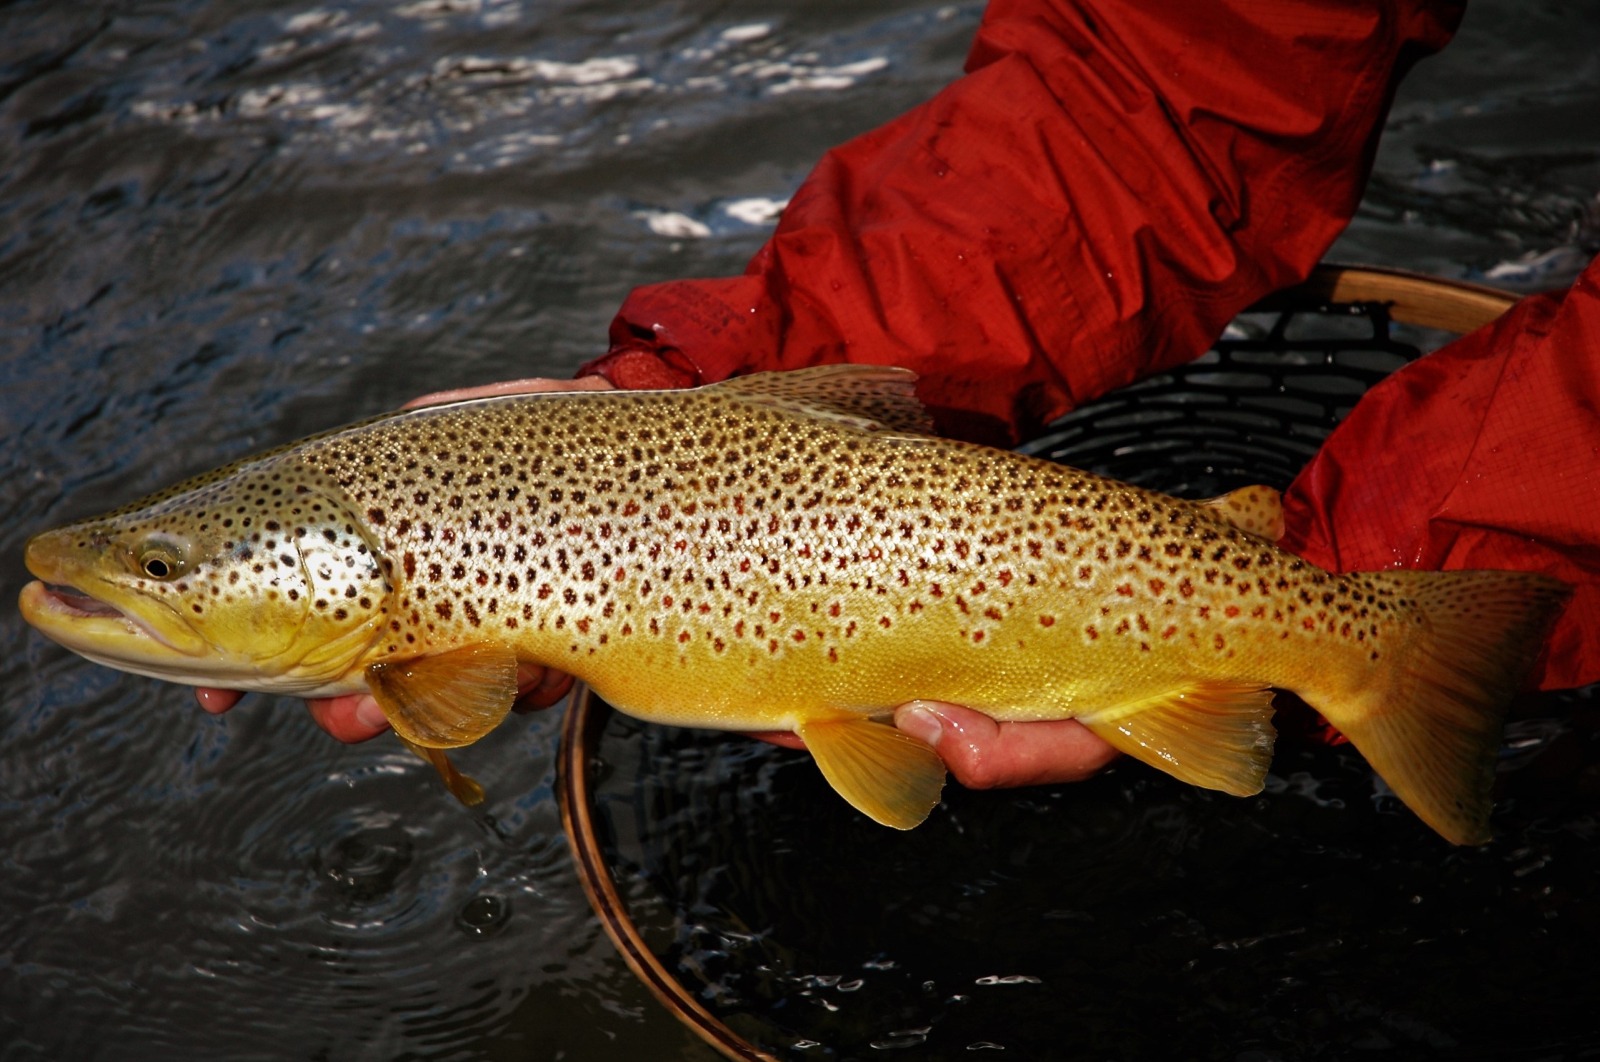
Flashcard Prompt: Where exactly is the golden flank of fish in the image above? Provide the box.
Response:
[20,367,1569,842]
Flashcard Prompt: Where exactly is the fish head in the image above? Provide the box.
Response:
[20,460,392,695]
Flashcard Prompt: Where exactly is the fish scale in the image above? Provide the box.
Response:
[21,365,1571,843]
[310,384,1324,726]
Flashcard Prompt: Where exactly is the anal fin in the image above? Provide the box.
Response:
[1077,681,1278,796]
[796,716,947,830]
[365,642,519,749]
[398,736,486,806]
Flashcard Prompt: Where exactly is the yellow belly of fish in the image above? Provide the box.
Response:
[543,570,1303,733]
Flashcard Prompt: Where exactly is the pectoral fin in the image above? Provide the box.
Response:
[398,736,486,807]
[365,642,519,749]
[1077,681,1277,796]
[796,717,947,830]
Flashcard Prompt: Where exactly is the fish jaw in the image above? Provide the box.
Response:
[17,580,370,696]
[19,524,379,696]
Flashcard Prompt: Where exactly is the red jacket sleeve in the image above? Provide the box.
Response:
[583,0,1464,444]
[1280,257,1600,691]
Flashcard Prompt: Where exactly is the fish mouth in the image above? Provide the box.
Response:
[27,582,126,621]
[19,579,208,662]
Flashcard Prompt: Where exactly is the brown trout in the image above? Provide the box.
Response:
[20,366,1568,842]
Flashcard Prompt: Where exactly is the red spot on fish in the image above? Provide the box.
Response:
[972,631,985,643]
[1039,615,1055,627]
[1224,606,1240,618]
[879,617,892,628]
[792,629,806,642]
[1085,625,1099,640]
[1148,578,1165,595]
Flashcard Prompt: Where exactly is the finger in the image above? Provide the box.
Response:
[195,688,245,715]
[306,694,392,744]
[747,731,806,750]
[513,667,575,712]
[893,701,1119,789]
[403,376,613,410]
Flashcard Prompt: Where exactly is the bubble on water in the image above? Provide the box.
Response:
[455,893,511,938]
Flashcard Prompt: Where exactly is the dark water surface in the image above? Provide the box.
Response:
[1,2,1596,1059]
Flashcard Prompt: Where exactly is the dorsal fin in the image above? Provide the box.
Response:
[1199,485,1285,541]
[710,365,934,434]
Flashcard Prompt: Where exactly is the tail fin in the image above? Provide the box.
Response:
[1328,569,1569,845]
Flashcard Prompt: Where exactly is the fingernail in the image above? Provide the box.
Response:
[355,697,390,733]
[896,702,944,747]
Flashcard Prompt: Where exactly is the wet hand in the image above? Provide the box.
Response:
[195,665,576,743]
[401,374,612,408]
[752,702,1120,788]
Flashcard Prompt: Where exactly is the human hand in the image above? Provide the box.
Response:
[752,701,1120,788]
[194,666,576,742]
[193,377,610,739]
[401,374,613,409]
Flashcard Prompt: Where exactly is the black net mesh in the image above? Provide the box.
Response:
[1019,299,1426,495]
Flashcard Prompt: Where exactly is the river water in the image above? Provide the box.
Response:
[1,2,1596,1059]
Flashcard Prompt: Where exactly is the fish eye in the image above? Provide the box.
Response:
[134,540,186,581]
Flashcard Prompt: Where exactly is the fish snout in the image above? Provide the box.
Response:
[24,528,80,584]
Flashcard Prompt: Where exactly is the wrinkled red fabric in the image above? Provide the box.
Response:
[1280,258,1600,691]
[585,0,1464,444]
